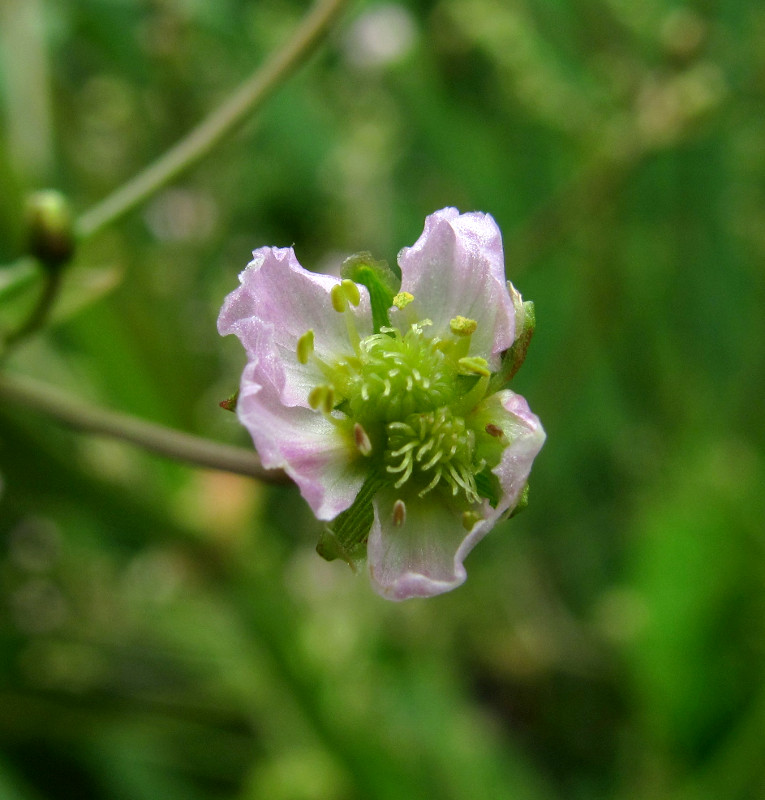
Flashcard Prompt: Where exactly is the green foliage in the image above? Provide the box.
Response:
[1,0,765,798]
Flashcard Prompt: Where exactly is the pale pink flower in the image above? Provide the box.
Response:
[219,208,545,600]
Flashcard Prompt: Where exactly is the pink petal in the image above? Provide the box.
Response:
[368,490,476,600]
[487,390,546,515]
[218,246,371,407]
[235,321,365,520]
[396,209,515,366]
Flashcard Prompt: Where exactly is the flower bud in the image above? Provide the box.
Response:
[26,190,75,269]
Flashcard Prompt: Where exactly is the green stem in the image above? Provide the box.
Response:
[1,266,62,354]
[0,371,288,483]
[75,0,350,240]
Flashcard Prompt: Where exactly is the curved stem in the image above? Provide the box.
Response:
[1,266,62,355]
[0,371,289,483]
[75,0,350,240]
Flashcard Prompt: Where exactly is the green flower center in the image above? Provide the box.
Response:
[349,324,455,421]
[301,280,497,509]
[386,407,481,503]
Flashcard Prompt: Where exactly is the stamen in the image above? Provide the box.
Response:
[392,499,407,527]
[308,384,335,413]
[308,385,325,410]
[330,284,347,313]
[353,423,373,456]
[458,356,491,377]
[296,330,315,364]
[450,316,478,337]
[485,423,504,438]
[341,279,361,307]
[393,292,414,309]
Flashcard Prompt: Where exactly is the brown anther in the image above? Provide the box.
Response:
[392,499,407,527]
[353,422,373,456]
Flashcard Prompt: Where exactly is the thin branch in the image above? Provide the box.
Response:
[75,0,350,240]
[0,372,289,483]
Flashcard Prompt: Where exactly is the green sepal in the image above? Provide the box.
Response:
[341,252,400,334]
[489,292,536,392]
[508,484,530,518]
[316,470,385,568]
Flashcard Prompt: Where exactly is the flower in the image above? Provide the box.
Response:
[218,208,545,600]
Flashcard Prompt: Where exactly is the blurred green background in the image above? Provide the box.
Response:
[1,0,764,798]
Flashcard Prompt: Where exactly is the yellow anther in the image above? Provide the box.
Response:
[308,385,325,410]
[330,284,347,313]
[458,356,491,377]
[392,499,407,527]
[322,386,335,413]
[296,330,315,364]
[393,291,414,309]
[308,384,335,413]
[450,315,478,336]
[462,511,482,531]
[341,279,361,307]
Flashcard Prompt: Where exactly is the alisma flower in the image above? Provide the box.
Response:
[218,208,545,600]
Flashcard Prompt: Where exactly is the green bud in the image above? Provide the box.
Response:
[26,190,75,269]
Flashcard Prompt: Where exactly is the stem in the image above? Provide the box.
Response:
[0,371,289,483]
[0,0,55,182]
[75,0,350,240]
[1,266,62,354]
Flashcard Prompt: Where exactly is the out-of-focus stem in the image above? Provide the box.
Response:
[0,371,288,483]
[75,0,350,240]
[0,0,55,181]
